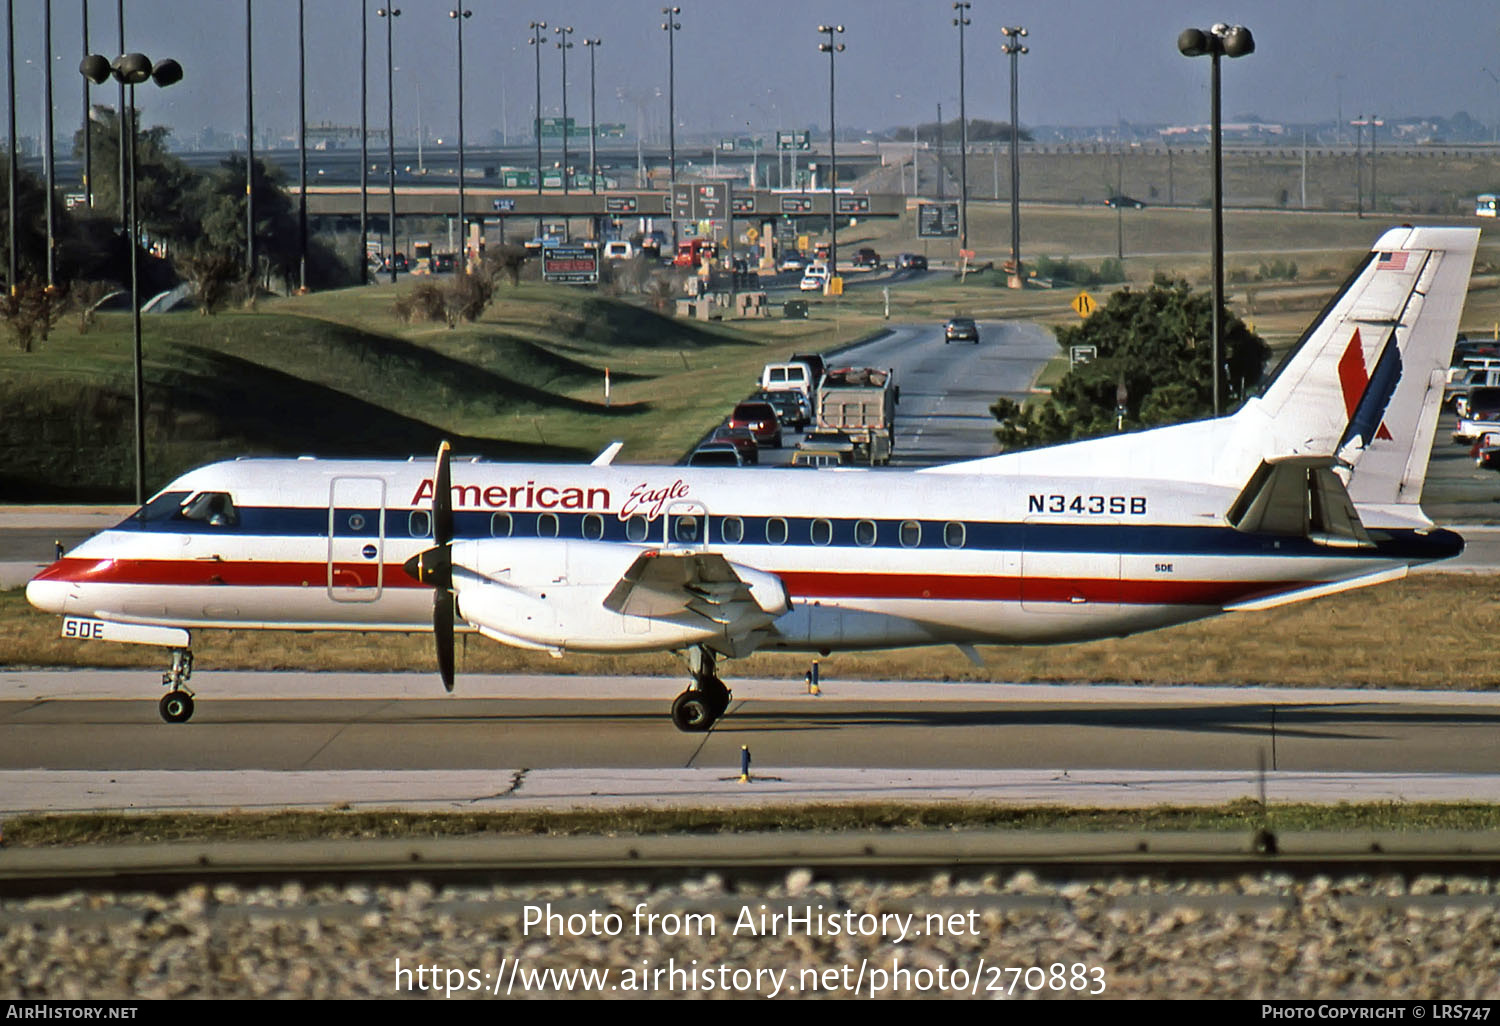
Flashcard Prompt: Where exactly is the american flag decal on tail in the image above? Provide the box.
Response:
[1376,251,1409,271]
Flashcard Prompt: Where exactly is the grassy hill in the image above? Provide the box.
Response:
[0,281,792,501]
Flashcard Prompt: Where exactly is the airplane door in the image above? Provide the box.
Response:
[328,477,386,602]
[1019,518,1120,614]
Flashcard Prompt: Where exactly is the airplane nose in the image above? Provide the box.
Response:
[25,576,70,614]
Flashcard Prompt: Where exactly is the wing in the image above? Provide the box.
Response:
[602,549,789,638]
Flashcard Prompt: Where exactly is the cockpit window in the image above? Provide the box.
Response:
[132,491,191,523]
[179,492,239,527]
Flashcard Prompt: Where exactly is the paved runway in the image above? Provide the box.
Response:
[5,674,1500,813]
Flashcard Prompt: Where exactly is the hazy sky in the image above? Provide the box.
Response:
[5,0,1499,148]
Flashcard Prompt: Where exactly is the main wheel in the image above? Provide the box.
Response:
[671,691,716,732]
[159,691,195,724]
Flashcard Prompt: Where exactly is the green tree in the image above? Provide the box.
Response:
[994,277,1269,449]
[72,106,197,244]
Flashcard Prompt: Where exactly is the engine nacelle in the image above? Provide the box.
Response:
[447,538,785,653]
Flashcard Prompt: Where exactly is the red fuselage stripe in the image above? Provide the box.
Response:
[35,557,1306,607]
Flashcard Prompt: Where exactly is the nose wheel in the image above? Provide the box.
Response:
[159,690,195,723]
[159,648,195,723]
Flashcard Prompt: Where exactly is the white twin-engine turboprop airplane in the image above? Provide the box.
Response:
[26,226,1478,730]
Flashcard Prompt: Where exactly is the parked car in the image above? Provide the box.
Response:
[791,449,843,468]
[1454,386,1500,442]
[1473,431,1500,471]
[800,264,829,292]
[686,442,745,467]
[778,252,808,273]
[853,247,883,269]
[894,252,928,270]
[602,240,636,261]
[787,352,827,387]
[796,430,856,462]
[752,389,811,431]
[1104,194,1147,209]
[710,425,760,465]
[727,401,783,448]
[944,316,980,344]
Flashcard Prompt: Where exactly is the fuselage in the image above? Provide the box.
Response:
[25,455,1463,655]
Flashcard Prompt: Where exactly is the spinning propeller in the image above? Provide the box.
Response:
[402,442,456,691]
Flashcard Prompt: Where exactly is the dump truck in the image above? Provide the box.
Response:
[813,366,898,465]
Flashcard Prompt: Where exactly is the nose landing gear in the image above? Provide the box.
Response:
[159,648,195,723]
[670,646,731,732]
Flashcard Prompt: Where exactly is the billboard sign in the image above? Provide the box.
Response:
[917,202,960,238]
[542,245,599,285]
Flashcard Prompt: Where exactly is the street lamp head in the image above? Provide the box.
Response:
[1179,24,1254,58]
[376,7,400,17]
[449,9,471,19]
[79,53,111,84]
[555,25,573,35]
[1219,25,1254,58]
[529,20,545,30]
[662,6,680,14]
[150,58,184,88]
[1177,27,1211,57]
[112,53,154,85]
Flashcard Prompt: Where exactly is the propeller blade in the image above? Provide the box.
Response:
[434,590,456,692]
[433,440,453,547]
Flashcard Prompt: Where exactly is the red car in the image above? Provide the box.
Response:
[711,425,760,465]
[1472,432,1500,470]
[727,401,782,448]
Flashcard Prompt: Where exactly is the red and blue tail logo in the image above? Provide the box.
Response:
[1337,327,1398,448]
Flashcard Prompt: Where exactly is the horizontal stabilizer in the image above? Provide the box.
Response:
[1227,456,1372,548]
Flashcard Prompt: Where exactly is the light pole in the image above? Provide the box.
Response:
[80,0,90,209]
[953,3,969,252]
[449,7,470,266]
[1370,114,1382,214]
[358,0,367,283]
[42,0,55,286]
[296,0,306,292]
[584,37,601,196]
[817,24,844,273]
[555,26,573,196]
[244,0,254,281]
[5,0,14,293]
[80,51,182,506]
[1178,22,1254,419]
[1001,25,1027,287]
[378,7,399,284]
[1351,113,1365,218]
[528,20,545,199]
[662,7,679,250]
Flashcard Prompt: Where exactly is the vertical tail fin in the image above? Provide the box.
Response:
[1238,226,1478,511]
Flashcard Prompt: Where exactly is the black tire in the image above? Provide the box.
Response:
[159,691,194,724]
[671,691,716,732]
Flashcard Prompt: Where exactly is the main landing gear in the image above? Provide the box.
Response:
[670,646,731,733]
[158,648,195,723]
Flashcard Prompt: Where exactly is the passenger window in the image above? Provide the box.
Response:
[491,512,512,538]
[673,515,700,544]
[766,517,788,545]
[180,492,239,527]
[625,515,649,542]
[719,516,744,544]
[900,520,921,547]
[537,513,559,538]
[944,521,966,548]
[855,520,876,546]
[811,519,833,546]
[582,514,604,540]
[409,511,431,538]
